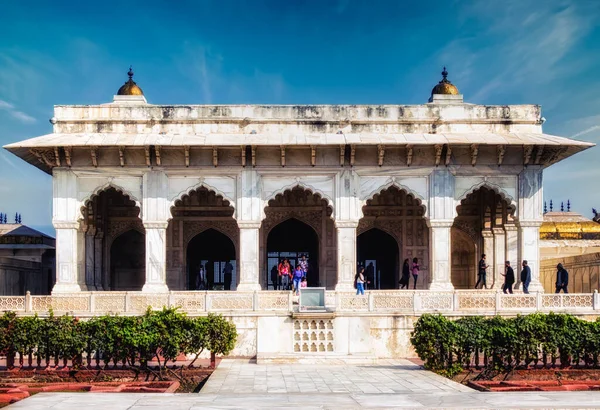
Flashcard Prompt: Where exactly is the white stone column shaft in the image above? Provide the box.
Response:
[505,225,519,287]
[492,228,506,289]
[237,223,261,291]
[335,221,358,290]
[519,222,544,292]
[85,229,96,290]
[53,223,85,293]
[428,221,454,290]
[482,230,494,288]
[142,171,170,293]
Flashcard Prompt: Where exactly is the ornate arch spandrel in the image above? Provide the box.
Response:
[457,181,517,215]
[360,178,427,217]
[262,181,335,219]
[183,221,240,252]
[79,182,142,221]
[169,180,236,220]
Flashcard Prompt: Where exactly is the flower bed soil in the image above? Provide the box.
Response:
[0,365,215,407]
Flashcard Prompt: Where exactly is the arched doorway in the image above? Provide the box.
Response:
[110,229,145,291]
[261,187,335,289]
[357,228,399,289]
[453,186,515,289]
[358,186,429,289]
[82,187,144,291]
[266,218,319,288]
[170,187,238,290]
[187,229,236,290]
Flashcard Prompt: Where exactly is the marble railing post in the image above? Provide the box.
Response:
[428,220,454,290]
[492,227,506,289]
[142,221,169,293]
[237,222,262,291]
[52,222,86,293]
[335,221,358,290]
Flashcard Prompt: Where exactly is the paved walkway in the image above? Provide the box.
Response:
[9,359,600,409]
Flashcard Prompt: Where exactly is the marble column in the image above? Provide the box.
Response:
[518,221,544,292]
[518,168,544,292]
[52,222,86,293]
[142,171,170,293]
[94,232,105,290]
[142,222,169,293]
[482,230,494,289]
[505,224,519,287]
[85,227,96,290]
[335,221,358,291]
[237,222,262,291]
[492,227,506,289]
[428,169,455,290]
[428,221,454,290]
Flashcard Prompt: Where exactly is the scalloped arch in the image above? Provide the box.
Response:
[361,180,427,214]
[79,183,142,221]
[457,181,517,212]
[169,182,236,219]
[264,182,335,214]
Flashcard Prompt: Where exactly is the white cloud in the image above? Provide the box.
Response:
[0,98,36,123]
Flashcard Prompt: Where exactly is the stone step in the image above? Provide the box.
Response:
[256,353,379,365]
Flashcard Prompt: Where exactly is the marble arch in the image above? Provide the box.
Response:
[79,182,142,221]
[262,180,335,220]
[456,181,517,215]
[359,178,427,219]
[169,180,236,220]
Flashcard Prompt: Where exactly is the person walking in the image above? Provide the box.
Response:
[520,260,531,294]
[196,264,206,290]
[292,264,304,295]
[501,261,515,294]
[400,259,410,289]
[555,263,569,293]
[223,260,234,291]
[365,262,375,290]
[475,254,489,289]
[278,258,291,290]
[270,265,279,290]
[299,254,308,279]
[411,258,419,290]
[355,267,366,295]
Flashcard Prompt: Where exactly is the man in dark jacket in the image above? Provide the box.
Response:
[520,260,531,294]
[474,254,488,289]
[555,263,569,293]
[502,261,515,294]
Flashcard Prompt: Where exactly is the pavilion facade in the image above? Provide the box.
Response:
[4,69,594,295]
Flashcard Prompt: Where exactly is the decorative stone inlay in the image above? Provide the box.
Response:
[209,293,253,310]
[52,295,89,312]
[95,294,127,313]
[257,292,288,310]
[372,293,413,310]
[129,294,169,312]
[420,293,453,310]
[293,318,334,353]
[500,295,536,309]
[339,294,369,310]
[31,296,52,312]
[172,292,206,312]
[458,294,496,310]
[0,296,25,311]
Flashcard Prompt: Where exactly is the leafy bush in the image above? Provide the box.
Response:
[0,310,237,370]
[411,313,600,376]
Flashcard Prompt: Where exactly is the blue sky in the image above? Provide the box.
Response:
[1,0,599,235]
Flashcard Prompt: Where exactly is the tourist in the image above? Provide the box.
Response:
[292,264,303,295]
[475,254,488,289]
[411,258,419,290]
[300,277,307,289]
[299,254,308,279]
[501,261,515,294]
[365,262,375,290]
[222,260,234,290]
[400,259,410,289]
[196,264,206,290]
[355,267,366,295]
[271,265,279,290]
[278,258,291,290]
[555,263,569,293]
[521,260,531,294]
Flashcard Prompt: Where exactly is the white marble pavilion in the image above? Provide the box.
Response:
[3,68,594,295]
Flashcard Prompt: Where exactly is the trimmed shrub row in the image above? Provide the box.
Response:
[410,313,600,377]
[0,308,237,369]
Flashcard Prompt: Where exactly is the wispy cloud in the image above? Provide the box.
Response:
[0,99,36,123]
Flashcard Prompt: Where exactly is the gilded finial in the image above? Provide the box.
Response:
[430,66,459,96]
[544,201,547,214]
[567,200,571,212]
[128,66,134,80]
[117,65,144,96]
[441,66,448,82]
[550,200,553,212]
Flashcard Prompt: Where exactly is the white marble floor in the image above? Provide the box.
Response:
[8,359,600,409]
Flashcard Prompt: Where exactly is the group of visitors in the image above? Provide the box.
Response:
[476,253,569,294]
[272,255,308,294]
[400,258,420,290]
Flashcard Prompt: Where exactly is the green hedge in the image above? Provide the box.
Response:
[0,308,237,369]
[410,313,600,376]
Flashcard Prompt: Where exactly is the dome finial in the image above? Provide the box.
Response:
[442,66,448,81]
[117,65,144,96]
[128,65,134,80]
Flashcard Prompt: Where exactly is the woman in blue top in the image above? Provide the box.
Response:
[293,264,304,295]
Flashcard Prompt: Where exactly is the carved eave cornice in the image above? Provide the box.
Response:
[470,144,479,166]
[53,147,61,167]
[377,145,385,166]
[251,145,257,167]
[497,145,506,166]
[534,145,545,165]
[523,145,533,166]
[90,146,98,167]
[155,145,162,166]
[339,145,345,167]
[30,148,56,169]
[434,144,442,167]
[406,145,413,167]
